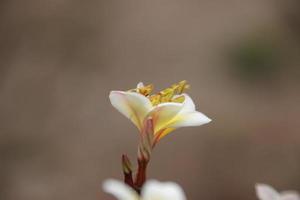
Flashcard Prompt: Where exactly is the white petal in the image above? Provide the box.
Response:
[147,102,183,134]
[280,191,300,200]
[103,179,138,200]
[181,94,195,112]
[256,183,280,200]
[168,94,211,128]
[109,91,153,131]
[142,180,186,200]
[171,111,211,128]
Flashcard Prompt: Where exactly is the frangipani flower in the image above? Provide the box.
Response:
[256,183,300,200]
[103,179,186,200]
[109,81,211,145]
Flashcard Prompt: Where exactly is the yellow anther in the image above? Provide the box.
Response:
[172,95,185,103]
[149,95,161,106]
[159,88,175,103]
[128,81,189,106]
[138,84,153,96]
[171,84,180,93]
[176,80,190,94]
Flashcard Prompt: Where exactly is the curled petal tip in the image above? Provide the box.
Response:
[203,116,212,124]
[195,112,212,125]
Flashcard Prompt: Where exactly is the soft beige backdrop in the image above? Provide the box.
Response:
[0,1,299,200]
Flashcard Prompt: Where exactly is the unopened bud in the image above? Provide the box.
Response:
[122,154,132,174]
[137,143,151,162]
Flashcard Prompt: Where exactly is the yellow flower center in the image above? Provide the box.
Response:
[130,81,190,106]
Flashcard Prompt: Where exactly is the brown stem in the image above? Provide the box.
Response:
[123,171,134,188]
[134,158,149,194]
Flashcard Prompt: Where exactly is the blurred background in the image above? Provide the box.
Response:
[0,0,299,200]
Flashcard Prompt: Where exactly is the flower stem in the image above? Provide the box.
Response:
[134,158,149,194]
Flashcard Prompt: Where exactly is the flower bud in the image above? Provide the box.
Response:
[122,154,132,174]
[121,154,134,188]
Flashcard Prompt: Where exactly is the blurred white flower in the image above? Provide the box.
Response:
[103,179,186,200]
[256,183,300,200]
